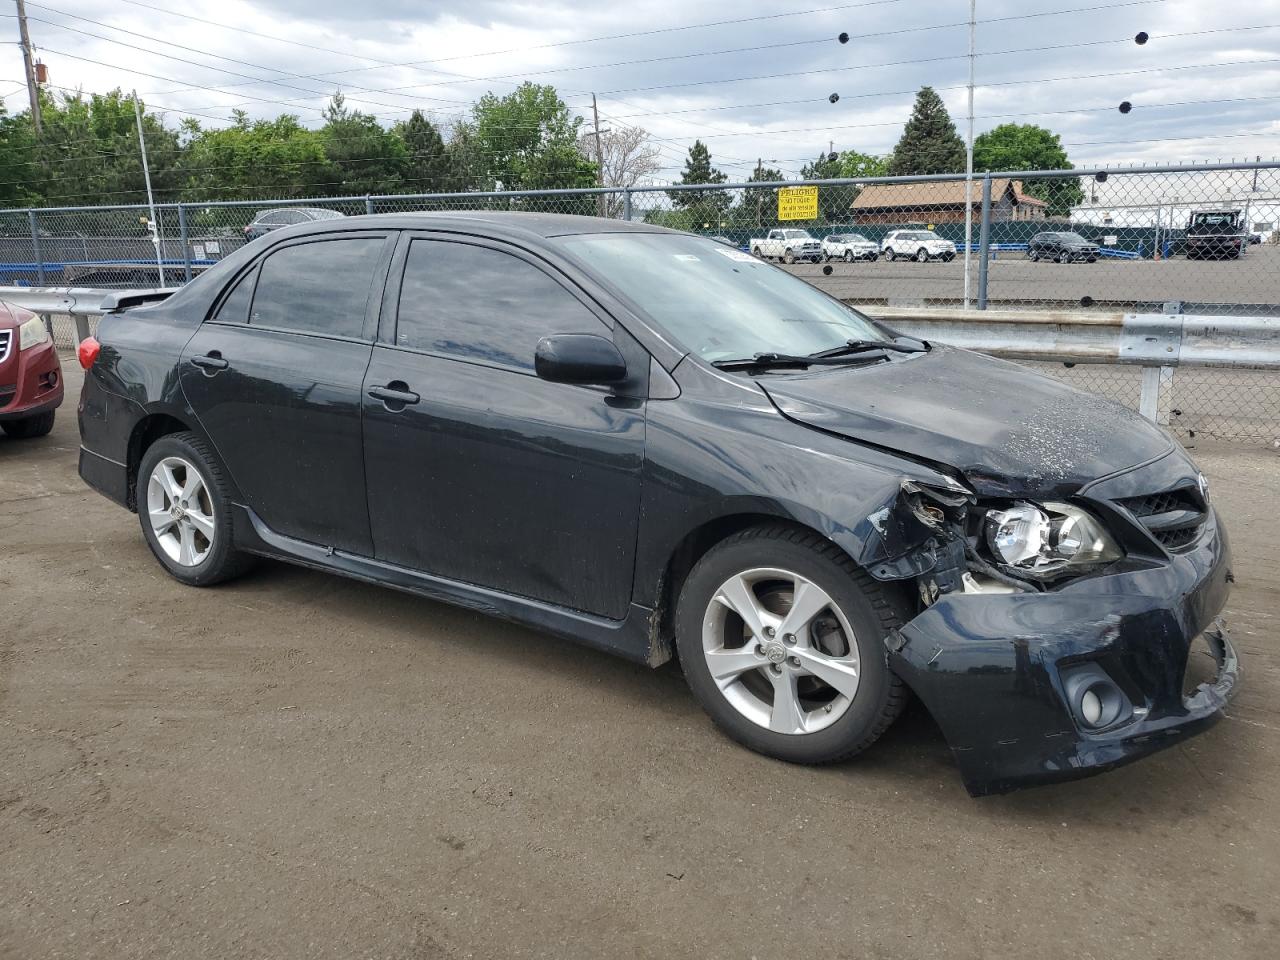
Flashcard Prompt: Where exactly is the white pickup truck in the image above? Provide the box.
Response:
[749,229,823,263]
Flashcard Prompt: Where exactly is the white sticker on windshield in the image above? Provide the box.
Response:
[716,248,757,262]
[674,254,700,262]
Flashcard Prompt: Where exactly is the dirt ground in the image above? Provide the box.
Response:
[2,364,1278,960]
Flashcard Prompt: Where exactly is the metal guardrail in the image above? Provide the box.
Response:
[0,285,178,343]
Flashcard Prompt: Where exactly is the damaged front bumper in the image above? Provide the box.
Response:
[887,512,1238,796]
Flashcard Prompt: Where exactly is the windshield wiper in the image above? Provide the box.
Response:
[810,337,927,358]
[711,352,887,371]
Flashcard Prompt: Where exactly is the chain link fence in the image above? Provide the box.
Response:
[5,161,1279,444]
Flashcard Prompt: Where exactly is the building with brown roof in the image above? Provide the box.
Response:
[849,178,1048,225]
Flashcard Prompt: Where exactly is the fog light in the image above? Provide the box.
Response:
[1061,664,1133,730]
[1081,688,1103,725]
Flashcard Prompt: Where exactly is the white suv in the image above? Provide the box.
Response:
[881,230,957,262]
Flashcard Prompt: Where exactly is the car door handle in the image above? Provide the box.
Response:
[189,353,229,372]
[368,383,420,407]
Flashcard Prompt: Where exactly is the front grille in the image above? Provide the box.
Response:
[0,329,11,364]
[1116,486,1206,551]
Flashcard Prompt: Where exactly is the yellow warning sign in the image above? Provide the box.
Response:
[778,185,819,221]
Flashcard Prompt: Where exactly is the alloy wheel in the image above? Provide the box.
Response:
[146,456,216,567]
[701,567,861,735]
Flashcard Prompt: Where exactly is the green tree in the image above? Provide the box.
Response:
[741,164,784,229]
[20,90,184,208]
[973,122,1082,215]
[669,140,731,230]
[394,110,450,192]
[887,87,966,176]
[0,97,38,207]
[801,151,854,222]
[182,113,330,201]
[319,92,407,195]
[836,150,889,180]
[470,83,596,195]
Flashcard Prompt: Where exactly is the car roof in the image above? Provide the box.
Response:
[272,210,676,240]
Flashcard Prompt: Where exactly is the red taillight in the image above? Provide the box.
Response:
[77,336,101,370]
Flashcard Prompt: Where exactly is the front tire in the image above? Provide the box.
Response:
[783,248,795,264]
[675,525,907,765]
[137,432,254,587]
[1057,250,1071,264]
[1,410,55,439]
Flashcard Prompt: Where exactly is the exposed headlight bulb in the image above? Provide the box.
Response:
[985,504,1051,567]
[984,501,1121,577]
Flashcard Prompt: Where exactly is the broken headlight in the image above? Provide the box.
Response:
[984,501,1121,579]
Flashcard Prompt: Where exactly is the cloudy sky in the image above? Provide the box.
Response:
[4,0,1280,182]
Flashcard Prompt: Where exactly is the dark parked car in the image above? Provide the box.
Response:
[76,213,1238,796]
[0,299,63,438]
[243,207,344,241]
[1185,209,1247,259]
[1028,231,1099,263]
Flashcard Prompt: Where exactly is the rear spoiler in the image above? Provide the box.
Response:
[100,288,180,313]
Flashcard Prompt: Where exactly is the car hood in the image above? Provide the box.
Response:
[757,344,1174,497]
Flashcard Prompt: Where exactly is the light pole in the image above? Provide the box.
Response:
[133,90,165,287]
[963,0,976,309]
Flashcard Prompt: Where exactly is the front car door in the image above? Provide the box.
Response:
[361,234,647,619]
[180,231,395,555]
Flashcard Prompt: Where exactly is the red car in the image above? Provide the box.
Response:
[0,300,64,438]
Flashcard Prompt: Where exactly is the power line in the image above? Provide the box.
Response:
[112,0,917,84]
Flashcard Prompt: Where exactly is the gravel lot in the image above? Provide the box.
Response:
[2,364,1278,960]
[791,244,1280,310]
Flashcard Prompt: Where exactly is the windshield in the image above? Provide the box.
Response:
[1194,213,1238,226]
[556,232,885,362]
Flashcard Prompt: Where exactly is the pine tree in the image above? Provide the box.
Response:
[669,140,731,229]
[887,87,966,176]
[394,110,449,192]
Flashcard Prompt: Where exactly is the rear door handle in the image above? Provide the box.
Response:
[368,383,420,408]
[189,353,229,372]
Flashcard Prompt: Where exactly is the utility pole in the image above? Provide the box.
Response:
[133,91,165,287]
[747,160,757,231]
[963,0,976,309]
[591,93,605,218]
[15,0,42,135]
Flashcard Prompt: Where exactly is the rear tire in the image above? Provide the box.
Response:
[136,432,255,587]
[783,248,795,264]
[675,525,908,765]
[843,250,854,262]
[1057,250,1071,264]
[915,248,929,263]
[1,410,55,439]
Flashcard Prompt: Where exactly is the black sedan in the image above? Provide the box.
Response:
[75,213,1237,796]
[1028,231,1099,263]
[243,206,344,241]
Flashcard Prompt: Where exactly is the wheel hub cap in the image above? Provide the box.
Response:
[702,567,860,735]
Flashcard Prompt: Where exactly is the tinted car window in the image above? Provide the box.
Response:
[214,266,257,324]
[250,238,384,338]
[395,240,606,372]
[257,212,286,225]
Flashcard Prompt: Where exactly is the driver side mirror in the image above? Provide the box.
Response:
[535,334,628,386]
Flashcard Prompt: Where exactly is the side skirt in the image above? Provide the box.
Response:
[230,505,668,667]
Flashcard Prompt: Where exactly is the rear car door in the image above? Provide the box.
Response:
[361,234,646,619]
[180,231,395,555]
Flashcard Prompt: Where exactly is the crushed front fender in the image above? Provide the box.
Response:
[888,512,1238,796]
